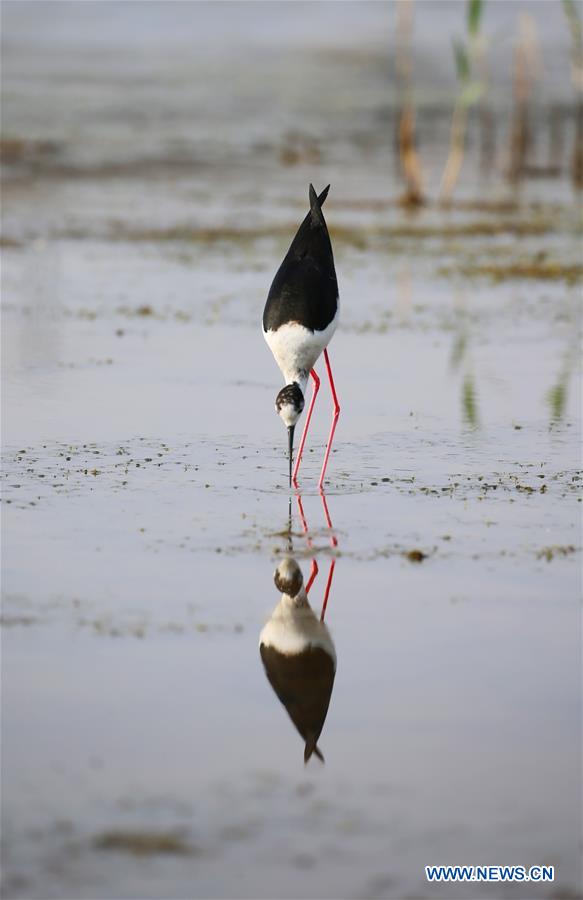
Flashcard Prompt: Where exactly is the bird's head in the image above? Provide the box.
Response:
[274,557,304,597]
[275,382,304,428]
[275,382,304,486]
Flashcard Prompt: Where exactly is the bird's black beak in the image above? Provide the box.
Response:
[288,425,295,487]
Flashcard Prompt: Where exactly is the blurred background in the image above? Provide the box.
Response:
[2,0,581,427]
[1,3,581,900]
[2,0,582,197]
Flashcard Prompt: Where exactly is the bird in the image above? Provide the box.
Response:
[263,184,340,489]
[259,556,336,763]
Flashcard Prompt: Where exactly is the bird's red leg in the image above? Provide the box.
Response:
[318,349,340,490]
[295,493,309,535]
[319,491,337,622]
[292,368,320,487]
[305,559,319,594]
[295,493,318,593]
[319,560,335,622]
[320,490,338,548]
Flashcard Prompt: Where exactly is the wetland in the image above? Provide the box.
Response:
[1,2,581,898]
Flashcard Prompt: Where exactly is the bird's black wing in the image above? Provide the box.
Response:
[263,185,338,334]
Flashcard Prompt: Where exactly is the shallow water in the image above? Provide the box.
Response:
[2,3,582,899]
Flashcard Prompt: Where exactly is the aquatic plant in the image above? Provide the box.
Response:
[395,0,425,207]
[508,14,541,184]
[439,0,487,204]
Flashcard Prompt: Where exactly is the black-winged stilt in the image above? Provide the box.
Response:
[259,556,336,763]
[263,184,340,489]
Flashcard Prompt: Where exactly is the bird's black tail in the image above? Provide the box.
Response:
[304,734,325,764]
[277,183,334,265]
[309,183,330,227]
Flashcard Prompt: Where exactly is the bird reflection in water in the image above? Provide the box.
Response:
[259,493,337,763]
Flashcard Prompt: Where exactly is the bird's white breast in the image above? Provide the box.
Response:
[259,593,336,662]
[263,308,339,390]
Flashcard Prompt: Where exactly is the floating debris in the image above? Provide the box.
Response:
[93,830,193,857]
[536,545,577,562]
[404,549,427,563]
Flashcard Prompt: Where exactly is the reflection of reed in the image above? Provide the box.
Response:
[546,331,577,424]
[450,293,480,429]
[462,373,479,429]
[395,263,412,325]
